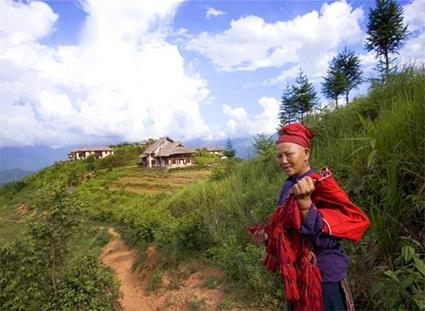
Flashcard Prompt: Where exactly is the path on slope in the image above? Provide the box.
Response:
[101,227,225,311]
[101,227,150,310]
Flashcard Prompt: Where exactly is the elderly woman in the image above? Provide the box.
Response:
[249,123,369,311]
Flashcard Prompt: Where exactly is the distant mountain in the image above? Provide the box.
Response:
[184,136,257,159]
[0,168,33,185]
[0,145,71,172]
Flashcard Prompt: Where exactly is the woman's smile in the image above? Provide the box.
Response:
[282,165,293,172]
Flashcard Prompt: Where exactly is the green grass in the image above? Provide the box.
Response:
[186,299,208,311]
[146,270,163,293]
[202,275,224,289]
[0,218,25,243]
[67,221,111,265]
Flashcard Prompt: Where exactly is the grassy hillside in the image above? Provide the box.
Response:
[0,144,222,310]
[109,68,424,309]
[1,68,424,310]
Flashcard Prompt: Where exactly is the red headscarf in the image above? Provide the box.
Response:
[276,123,315,148]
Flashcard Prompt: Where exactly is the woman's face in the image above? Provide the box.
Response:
[276,142,310,176]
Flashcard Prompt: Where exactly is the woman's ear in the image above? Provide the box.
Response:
[304,148,310,160]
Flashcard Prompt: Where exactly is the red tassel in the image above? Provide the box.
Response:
[248,195,325,310]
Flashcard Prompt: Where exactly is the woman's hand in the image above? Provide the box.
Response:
[249,228,268,244]
[293,176,315,212]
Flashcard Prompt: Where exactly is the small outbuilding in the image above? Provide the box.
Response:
[204,147,224,155]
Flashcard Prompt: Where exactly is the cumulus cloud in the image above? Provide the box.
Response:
[189,0,364,83]
[0,0,212,147]
[0,0,58,44]
[399,0,425,65]
[222,97,279,137]
[206,7,225,19]
[222,104,247,120]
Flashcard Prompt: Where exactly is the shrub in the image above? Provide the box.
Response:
[57,254,120,310]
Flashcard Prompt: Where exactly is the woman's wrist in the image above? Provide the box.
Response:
[298,196,312,209]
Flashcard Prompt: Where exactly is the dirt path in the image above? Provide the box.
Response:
[101,227,226,311]
[101,228,151,310]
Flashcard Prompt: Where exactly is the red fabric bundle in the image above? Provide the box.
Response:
[248,168,369,311]
[311,170,370,240]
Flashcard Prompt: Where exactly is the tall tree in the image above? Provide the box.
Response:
[279,83,298,125]
[292,69,319,121]
[365,0,409,78]
[322,66,348,108]
[323,48,362,106]
[223,138,236,158]
[335,47,362,104]
[253,134,275,161]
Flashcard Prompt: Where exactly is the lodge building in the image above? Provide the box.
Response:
[139,137,194,168]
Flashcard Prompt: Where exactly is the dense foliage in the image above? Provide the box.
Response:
[0,186,120,310]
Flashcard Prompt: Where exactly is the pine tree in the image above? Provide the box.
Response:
[365,0,409,78]
[334,47,362,104]
[322,48,362,106]
[279,83,298,125]
[253,134,275,161]
[322,66,348,108]
[223,138,236,158]
[292,69,319,121]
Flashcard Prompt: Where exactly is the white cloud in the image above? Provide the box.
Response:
[0,0,58,44]
[0,0,213,147]
[403,0,425,32]
[222,97,279,137]
[264,66,300,86]
[358,51,378,77]
[399,0,425,65]
[189,0,364,83]
[222,104,247,120]
[206,7,225,19]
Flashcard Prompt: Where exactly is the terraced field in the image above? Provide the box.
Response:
[108,169,211,194]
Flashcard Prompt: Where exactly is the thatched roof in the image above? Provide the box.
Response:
[143,137,174,154]
[141,137,194,158]
[156,143,193,156]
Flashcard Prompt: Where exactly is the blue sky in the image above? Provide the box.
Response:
[0,0,423,147]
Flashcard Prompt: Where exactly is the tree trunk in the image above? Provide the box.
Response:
[384,50,389,78]
[335,98,339,109]
[345,91,349,105]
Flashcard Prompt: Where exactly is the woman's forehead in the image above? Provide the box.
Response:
[276,142,303,152]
